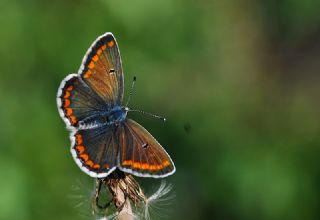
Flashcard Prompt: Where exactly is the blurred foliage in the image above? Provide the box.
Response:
[1,0,320,219]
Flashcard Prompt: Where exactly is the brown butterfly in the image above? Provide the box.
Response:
[57,33,175,178]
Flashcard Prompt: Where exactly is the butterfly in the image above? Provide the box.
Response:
[56,32,175,179]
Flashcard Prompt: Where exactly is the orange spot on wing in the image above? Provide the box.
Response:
[149,161,170,171]
[64,91,70,98]
[63,99,70,107]
[108,41,114,48]
[163,160,170,167]
[79,153,88,161]
[76,134,83,144]
[67,86,73,91]
[141,163,150,170]
[93,164,100,169]
[86,160,94,167]
[70,116,77,125]
[88,61,95,69]
[97,49,102,55]
[122,160,132,166]
[76,145,85,154]
[83,70,92,78]
[92,55,99,62]
[101,44,107,50]
[149,165,156,171]
[65,108,73,116]
[133,162,141,169]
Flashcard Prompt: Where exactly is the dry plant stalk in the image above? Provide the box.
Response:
[94,171,147,219]
[92,170,174,219]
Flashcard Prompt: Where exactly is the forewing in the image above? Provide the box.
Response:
[79,32,124,106]
[57,74,105,129]
[119,119,175,178]
[71,124,119,178]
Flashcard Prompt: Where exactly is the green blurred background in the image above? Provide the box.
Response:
[1,0,320,219]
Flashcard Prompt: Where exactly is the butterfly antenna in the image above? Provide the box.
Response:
[129,109,166,122]
[126,76,137,107]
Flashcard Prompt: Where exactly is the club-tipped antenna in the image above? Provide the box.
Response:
[129,109,166,122]
[126,76,137,107]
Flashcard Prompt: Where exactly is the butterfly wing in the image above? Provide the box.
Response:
[119,119,175,178]
[79,32,124,107]
[57,33,124,129]
[71,124,119,178]
[57,74,106,129]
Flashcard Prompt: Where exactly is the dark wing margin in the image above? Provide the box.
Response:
[78,32,124,107]
[118,119,175,178]
[70,124,119,178]
[57,74,105,129]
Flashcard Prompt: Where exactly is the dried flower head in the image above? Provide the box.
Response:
[90,170,174,220]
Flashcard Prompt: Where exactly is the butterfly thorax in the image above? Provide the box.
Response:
[78,106,127,129]
[107,106,128,124]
